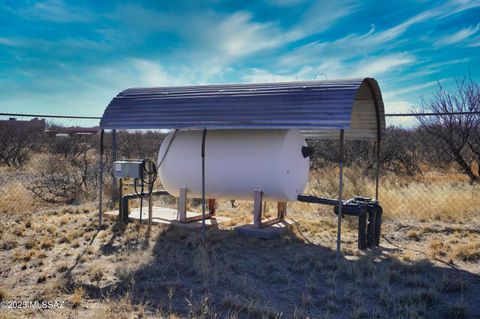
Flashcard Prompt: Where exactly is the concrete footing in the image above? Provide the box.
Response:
[104,206,231,229]
[235,219,296,239]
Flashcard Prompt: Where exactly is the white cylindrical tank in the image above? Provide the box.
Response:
[157,129,310,201]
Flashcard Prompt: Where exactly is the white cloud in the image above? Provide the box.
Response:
[352,54,415,77]
[215,12,285,58]
[289,1,358,39]
[15,0,93,23]
[468,39,480,46]
[241,53,414,83]
[0,58,200,115]
[0,37,20,47]
[383,80,440,99]
[267,0,309,6]
[384,100,413,114]
[435,23,480,46]
[383,101,422,127]
[241,68,299,83]
[109,2,356,71]
[279,0,480,68]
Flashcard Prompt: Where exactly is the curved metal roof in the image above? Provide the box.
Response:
[100,77,385,140]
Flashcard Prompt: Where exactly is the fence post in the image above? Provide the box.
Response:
[374,140,380,200]
[111,129,117,208]
[98,129,104,229]
[336,129,345,255]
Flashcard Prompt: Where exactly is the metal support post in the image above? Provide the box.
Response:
[178,187,187,222]
[253,189,263,228]
[201,129,207,242]
[98,130,104,229]
[336,129,345,255]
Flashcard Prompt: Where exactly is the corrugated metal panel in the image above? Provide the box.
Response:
[100,78,385,140]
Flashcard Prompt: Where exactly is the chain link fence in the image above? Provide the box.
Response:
[1,112,479,221]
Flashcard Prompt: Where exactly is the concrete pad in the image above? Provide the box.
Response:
[235,219,296,239]
[104,206,231,229]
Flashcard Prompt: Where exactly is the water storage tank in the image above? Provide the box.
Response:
[157,129,310,201]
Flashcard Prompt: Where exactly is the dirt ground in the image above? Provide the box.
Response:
[1,203,479,319]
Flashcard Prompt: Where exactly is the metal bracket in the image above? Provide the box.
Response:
[252,189,287,229]
[177,187,216,223]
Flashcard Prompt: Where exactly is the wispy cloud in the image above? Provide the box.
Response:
[0,0,479,115]
[384,80,441,99]
[435,23,480,46]
[353,54,415,77]
[102,2,358,82]
[280,0,480,68]
[242,53,415,83]
[13,0,93,23]
[0,37,21,47]
[266,0,309,6]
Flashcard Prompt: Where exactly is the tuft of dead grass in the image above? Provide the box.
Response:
[71,287,84,308]
[407,229,421,241]
[449,241,480,262]
[0,181,37,214]
[222,294,281,319]
[89,264,104,283]
[0,286,7,300]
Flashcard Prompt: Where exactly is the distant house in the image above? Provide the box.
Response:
[0,117,46,133]
[46,126,100,137]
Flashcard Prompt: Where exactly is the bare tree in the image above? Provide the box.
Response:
[0,126,35,167]
[27,135,99,203]
[308,127,420,176]
[417,77,480,183]
[27,160,84,203]
[378,127,421,176]
[117,130,165,159]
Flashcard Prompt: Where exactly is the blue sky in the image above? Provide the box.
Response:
[1,0,479,121]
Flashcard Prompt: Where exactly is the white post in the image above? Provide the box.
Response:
[253,189,263,228]
[178,187,187,222]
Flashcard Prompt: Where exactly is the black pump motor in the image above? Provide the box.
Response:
[334,196,383,250]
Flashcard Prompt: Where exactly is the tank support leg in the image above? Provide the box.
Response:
[178,187,187,222]
[253,190,263,228]
[177,188,216,223]
[278,202,287,220]
[208,199,216,215]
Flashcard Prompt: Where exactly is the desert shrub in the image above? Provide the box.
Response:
[27,159,85,203]
[308,127,421,176]
[116,130,165,159]
[26,136,100,203]
[0,125,40,167]
[417,77,480,183]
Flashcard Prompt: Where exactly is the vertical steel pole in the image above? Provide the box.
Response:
[374,140,380,200]
[99,130,105,229]
[201,129,207,242]
[111,129,117,207]
[148,191,153,230]
[336,130,345,255]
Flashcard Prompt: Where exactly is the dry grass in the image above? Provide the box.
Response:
[0,181,37,214]
[0,156,479,318]
[0,205,479,318]
[297,168,480,222]
[88,263,104,283]
[450,242,480,262]
[71,287,84,308]
[0,286,7,300]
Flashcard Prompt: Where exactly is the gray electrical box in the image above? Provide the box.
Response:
[114,160,143,179]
